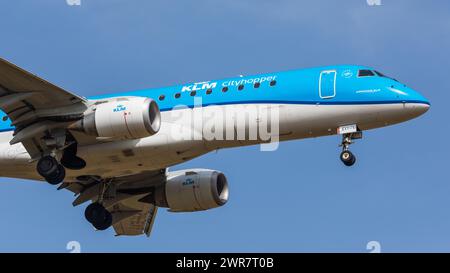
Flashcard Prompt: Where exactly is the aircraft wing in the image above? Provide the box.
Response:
[0,58,88,159]
[62,169,166,237]
[1,58,163,237]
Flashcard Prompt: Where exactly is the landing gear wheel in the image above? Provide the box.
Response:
[340,150,356,167]
[92,212,112,231]
[37,156,66,185]
[85,202,112,230]
[36,156,58,177]
[85,202,104,223]
[45,164,66,185]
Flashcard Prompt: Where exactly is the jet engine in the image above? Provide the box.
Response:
[153,169,229,212]
[74,97,161,139]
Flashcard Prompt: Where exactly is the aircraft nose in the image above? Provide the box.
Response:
[404,102,430,117]
[389,85,430,119]
[402,87,430,119]
[390,85,430,115]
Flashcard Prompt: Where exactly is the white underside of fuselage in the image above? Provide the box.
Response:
[0,103,427,182]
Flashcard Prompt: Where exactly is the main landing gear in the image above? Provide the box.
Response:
[37,156,66,185]
[85,202,113,231]
[84,179,113,231]
[339,132,362,167]
[36,142,86,185]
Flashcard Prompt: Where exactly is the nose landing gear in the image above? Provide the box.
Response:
[339,131,362,167]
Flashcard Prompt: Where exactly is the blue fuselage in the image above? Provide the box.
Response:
[0,65,430,132]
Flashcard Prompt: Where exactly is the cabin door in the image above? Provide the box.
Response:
[319,70,336,99]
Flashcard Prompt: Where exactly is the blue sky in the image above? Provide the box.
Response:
[0,0,449,252]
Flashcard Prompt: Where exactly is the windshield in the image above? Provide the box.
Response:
[374,70,398,82]
[358,70,375,77]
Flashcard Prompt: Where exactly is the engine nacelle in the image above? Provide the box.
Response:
[77,97,161,139]
[154,169,229,212]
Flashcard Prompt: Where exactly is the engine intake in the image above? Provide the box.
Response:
[75,97,161,139]
[154,169,229,212]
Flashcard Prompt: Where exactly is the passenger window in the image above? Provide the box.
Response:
[174,93,181,98]
[238,84,244,91]
[206,88,212,95]
[158,95,165,101]
[190,91,196,96]
[270,80,277,87]
[358,70,375,77]
[254,82,260,88]
[222,87,228,93]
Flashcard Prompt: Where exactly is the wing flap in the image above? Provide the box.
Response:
[112,201,158,237]
[64,169,166,237]
[143,205,158,237]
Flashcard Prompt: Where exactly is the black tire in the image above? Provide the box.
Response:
[45,164,66,185]
[92,210,113,231]
[37,156,58,177]
[340,150,356,167]
[85,203,104,223]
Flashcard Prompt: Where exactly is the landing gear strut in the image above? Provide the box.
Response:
[339,132,362,167]
[84,179,113,231]
[36,155,66,185]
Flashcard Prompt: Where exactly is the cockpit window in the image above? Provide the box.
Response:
[374,70,398,82]
[374,71,386,77]
[358,70,375,77]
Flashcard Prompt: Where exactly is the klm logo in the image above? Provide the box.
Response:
[113,104,127,112]
[181,81,217,92]
[182,178,195,186]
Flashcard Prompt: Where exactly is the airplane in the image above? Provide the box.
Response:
[0,58,429,236]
